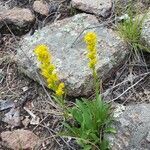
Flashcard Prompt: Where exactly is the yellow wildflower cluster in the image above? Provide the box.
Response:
[84,32,98,70]
[34,44,65,97]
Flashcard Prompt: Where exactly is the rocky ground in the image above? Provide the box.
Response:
[0,0,150,150]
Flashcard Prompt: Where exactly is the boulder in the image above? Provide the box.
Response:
[33,0,49,16]
[110,103,150,149]
[16,13,128,96]
[0,7,35,34]
[71,0,112,18]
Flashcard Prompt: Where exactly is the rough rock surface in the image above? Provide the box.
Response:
[33,0,49,16]
[1,129,40,150]
[141,10,150,46]
[71,0,112,17]
[16,13,128,96]
[0,7,35,32]
[110,104,150,149]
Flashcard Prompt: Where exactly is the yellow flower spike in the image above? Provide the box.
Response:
[84,32,98,70]
[34,44,65,97]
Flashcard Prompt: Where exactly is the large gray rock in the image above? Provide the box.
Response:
[142,10,150,47]
[71,0,112,17]
[16,13,128,96]
[110,104,150,149]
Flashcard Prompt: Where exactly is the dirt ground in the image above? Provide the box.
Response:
[0,0,150,149]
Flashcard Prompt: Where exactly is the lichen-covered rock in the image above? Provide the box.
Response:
[142,10,150,47]
[71,0,112,18]
[110,103,150,149]
[16,13,128,96]
[0,7,35,33]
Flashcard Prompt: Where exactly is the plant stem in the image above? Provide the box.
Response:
[92,68,99,100]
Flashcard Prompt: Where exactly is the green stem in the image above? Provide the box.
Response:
[92,68,99,100]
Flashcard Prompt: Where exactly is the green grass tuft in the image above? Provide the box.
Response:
[117,10,150,53]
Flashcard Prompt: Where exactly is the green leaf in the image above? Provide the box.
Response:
[70,107,83,123]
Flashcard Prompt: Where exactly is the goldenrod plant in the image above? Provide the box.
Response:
[34,33,115,150]
[62,32,115,150]
[34,45,65,107]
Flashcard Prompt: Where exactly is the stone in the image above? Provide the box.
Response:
[33,0,49,16]
[0,7,35,33]
[110,103,150,149]
[2,107,21,127]
[16,13,128,96]
[71,0,112,17]
[141,10,150,47]
[1,129,40,150]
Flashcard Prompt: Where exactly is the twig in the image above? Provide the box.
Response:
[108,73,149,103]
[102,72,150,97]
[32,114,50,131]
